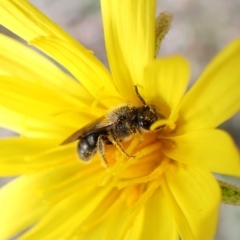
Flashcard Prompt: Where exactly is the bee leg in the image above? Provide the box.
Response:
[109,130,135,159]
[97,135,108,167]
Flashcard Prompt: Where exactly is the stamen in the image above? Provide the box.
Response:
[99,137,140,187]
[116,159,170,189]
[99,160,122,187]
[113,141,163,183]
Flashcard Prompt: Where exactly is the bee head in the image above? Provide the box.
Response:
[134,86,165,131]
[137,105,165,131]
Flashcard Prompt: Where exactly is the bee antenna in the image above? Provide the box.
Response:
[134,85,146,105]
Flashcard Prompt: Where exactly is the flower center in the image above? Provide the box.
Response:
[103,125,173,180]
[96,115,178,208]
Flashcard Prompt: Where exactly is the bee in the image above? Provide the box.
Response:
[61,86,165,165]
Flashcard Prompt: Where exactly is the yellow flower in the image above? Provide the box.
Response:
[0,0,239,240]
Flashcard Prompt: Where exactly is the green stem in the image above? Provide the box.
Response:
[218,180,240,205]
[155,12,173,57]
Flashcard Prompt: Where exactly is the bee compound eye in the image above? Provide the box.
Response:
[139,119,153,130]
[137,107,158,130]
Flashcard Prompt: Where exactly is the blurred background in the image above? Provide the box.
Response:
[0,0,240,239]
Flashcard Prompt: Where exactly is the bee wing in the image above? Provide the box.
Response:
[61,116,115,145]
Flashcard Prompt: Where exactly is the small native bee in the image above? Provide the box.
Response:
[61,86,165,165]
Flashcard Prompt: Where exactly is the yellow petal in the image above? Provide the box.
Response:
[31,36,119,100]
[0,105,27,133]
[0,137,56,175]
[0,161,102,239]
[164,129,240,176]
[124,208,144,240]
[0,0,75,43]
[0,76,85,116]
[24,161,104,207]
[0,104,98,139]
[0,0,117,98]
[0,68,8,75]
[138,188,178,240]
[0,104,74,138]
[73,198,140,240]
[178,38,240,133]
[0,176,48,239]
[101,0,155,100]
[0,33,91,101]
[20,185,112,240]
[0,75,95,136]
[163,166,220,240]
[17,116,74,139]
[142,56,190,116]
[0,138,80,175]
